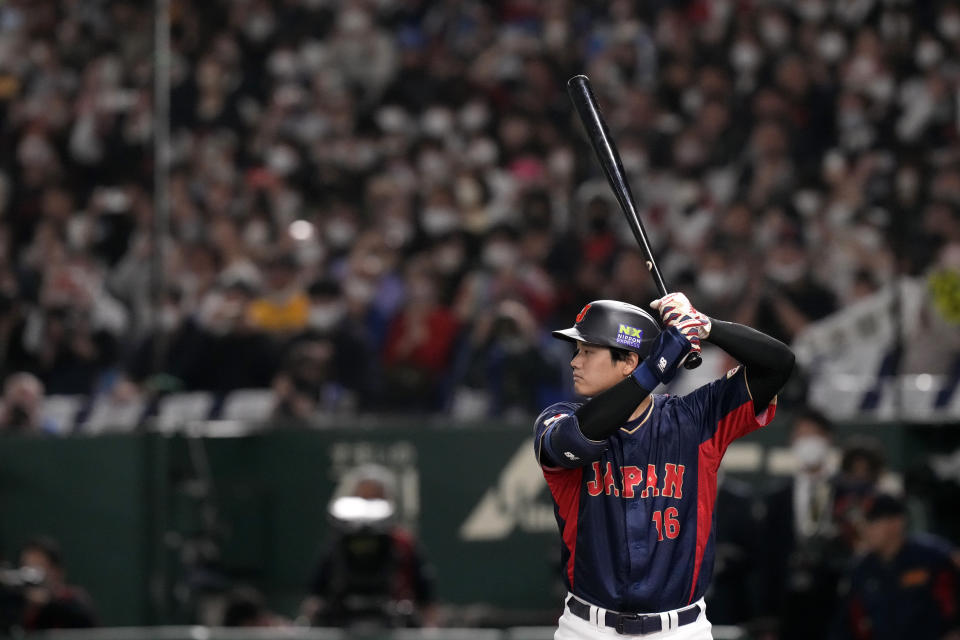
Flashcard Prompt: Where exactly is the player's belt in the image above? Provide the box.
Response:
[565,596,702,635]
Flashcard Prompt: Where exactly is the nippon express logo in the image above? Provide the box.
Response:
[616,324,643,348]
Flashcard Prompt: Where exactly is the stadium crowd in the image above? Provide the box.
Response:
[0,0,957,428]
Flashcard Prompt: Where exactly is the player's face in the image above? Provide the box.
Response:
[570,341,636,397]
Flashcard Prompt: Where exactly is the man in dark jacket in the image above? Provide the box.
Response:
[832,494,960,640]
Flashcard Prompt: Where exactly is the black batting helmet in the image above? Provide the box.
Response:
[552,300,661,359]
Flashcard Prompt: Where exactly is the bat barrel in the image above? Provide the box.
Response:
[567,75,668,296]
[568,74,701,370]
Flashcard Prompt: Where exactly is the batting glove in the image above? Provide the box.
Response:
[650,292,711,354]
[631,326,693,392]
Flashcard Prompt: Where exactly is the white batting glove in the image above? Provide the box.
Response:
[650,293,712,348]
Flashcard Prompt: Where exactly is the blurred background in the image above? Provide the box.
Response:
[0,0,959,638]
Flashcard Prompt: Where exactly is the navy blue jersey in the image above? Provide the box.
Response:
[833,534,960,640]
[533,366,776,613]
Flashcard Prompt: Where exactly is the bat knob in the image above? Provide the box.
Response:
[683,351,703,370]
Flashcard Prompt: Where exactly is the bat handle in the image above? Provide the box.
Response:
[653,288,702,370]
[653,282,700,369]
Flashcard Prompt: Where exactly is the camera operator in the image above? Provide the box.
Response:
[1,536,98,631]
[271,337,343,421]
[21,254,126,395]
[448,299,559,419]
[300,465,437,629]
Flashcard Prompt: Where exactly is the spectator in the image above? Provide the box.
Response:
[124,285,206,393]
[834,435,892,552]
[301,464,436,629]
[381,264,459,411]
[741,233,839,344]
[298,278,374,398]
[0,372,58,434]
[902,242,960,376]
[18,536,97,631]
[0,268,31,383]
[447,299,560,419]
[20,253,126,394]
[454,223,558,325]
[762,407,849,640]
[187,276,276,392]
[246,253,309,334]
[692,241,750,321]
[831,494,960,640]
[604,249,661,310]
[271,336,347,421]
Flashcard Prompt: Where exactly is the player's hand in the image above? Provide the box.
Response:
[630,326,692,392]
[650,292,711,349]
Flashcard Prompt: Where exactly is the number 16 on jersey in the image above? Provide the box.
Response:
[652,507,680,541]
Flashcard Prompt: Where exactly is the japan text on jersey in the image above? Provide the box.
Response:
[533,366,776,614]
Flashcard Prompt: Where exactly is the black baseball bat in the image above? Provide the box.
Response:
[567,74,702,369]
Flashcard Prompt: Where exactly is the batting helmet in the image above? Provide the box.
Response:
[552,300,661,359]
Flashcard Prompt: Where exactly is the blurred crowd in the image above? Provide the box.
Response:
[0,0,958,432]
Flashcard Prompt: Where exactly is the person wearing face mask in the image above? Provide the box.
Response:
[294,279,373,401]
[0,372,59,435]
[123,285,206,394]
[730,36,763,77]
[747,233,838,344]
[941,8,960,43]
[447,299,560,419]
[246,254,310,334]
[761,407,850,640]
[381,267,460,411]
[694,246,749,319]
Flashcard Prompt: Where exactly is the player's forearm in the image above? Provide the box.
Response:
[707,320,794,374]
[706,319,795,409]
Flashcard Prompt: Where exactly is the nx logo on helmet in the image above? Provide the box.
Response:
[575,304,592,323]
[616,324,644,348]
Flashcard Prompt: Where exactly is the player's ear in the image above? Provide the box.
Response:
[622,352,640,376]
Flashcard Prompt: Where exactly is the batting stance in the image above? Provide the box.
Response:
[535,294,795,639]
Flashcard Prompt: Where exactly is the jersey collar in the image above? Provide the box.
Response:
[620,396,656,434]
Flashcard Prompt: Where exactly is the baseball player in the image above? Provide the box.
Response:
[535,294,795,639]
